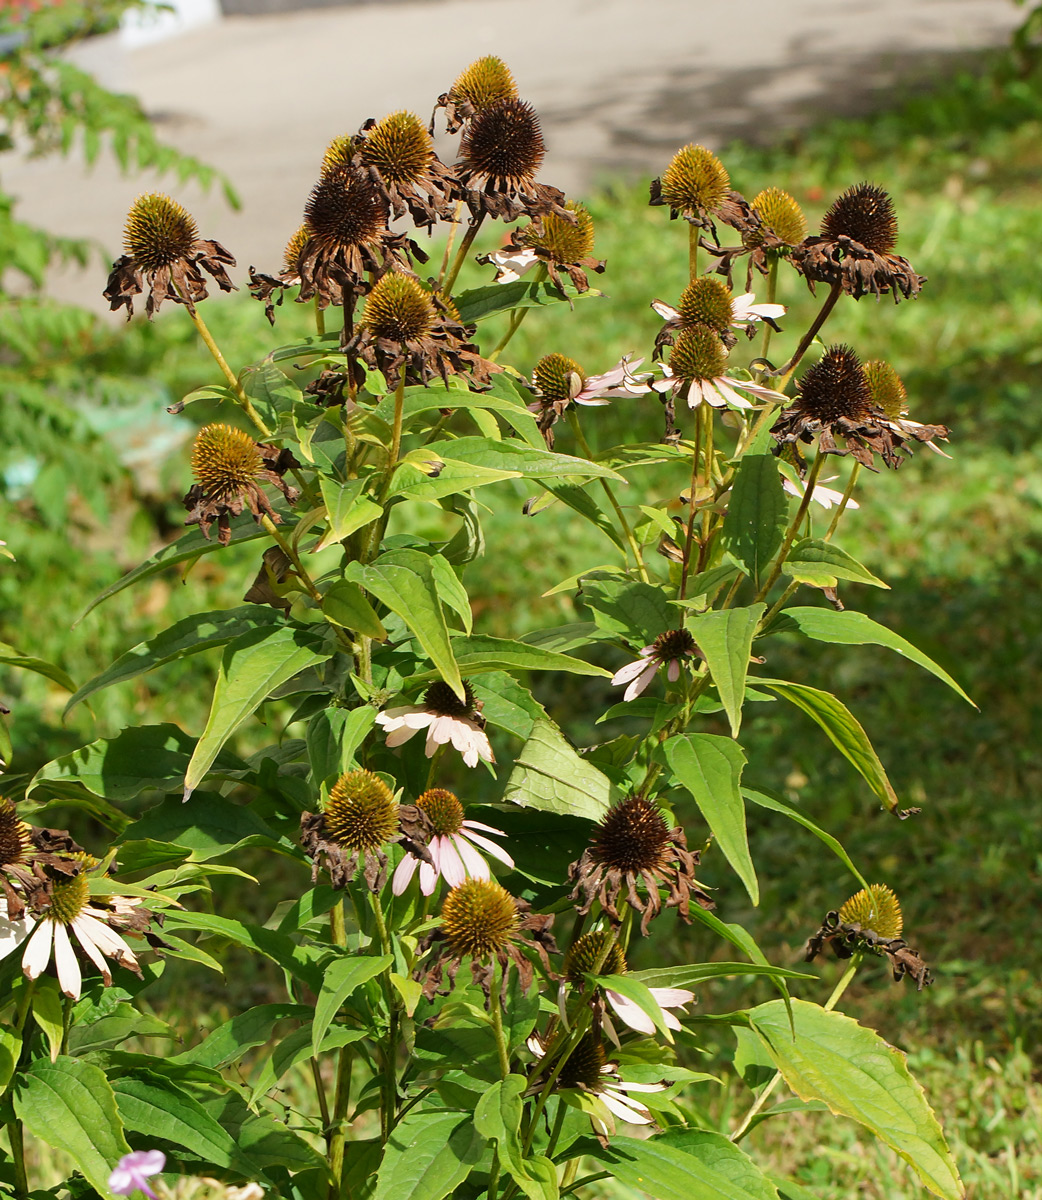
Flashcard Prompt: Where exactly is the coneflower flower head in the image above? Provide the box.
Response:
[282,225,309,276]
[863,359,908,419]
[461,98,546,186]
[362,274,435,342]
[321,133,353,177]
[323,770,399,852]
[484,201,603,295]
[375,679,495,768]
[592,797,672,874]
[361,111,434,184]
[822,182,898,255]
[564,929,626,982]
[441,878,519,959]
[435,56,519,133]
[123,193,197,271]
[652,144,730,221]
[534,353,586,401]
[304,168,388,254]
[839,883,903,939]
[796,344,872,425]
[751,186,807,246]
[519,202,595,263]
[669,326,729,382]
[675,276,736,332]
[0,800,31,867]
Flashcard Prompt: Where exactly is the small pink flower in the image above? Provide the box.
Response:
[109,1150,165,1198]
[611,628,701,702]
[376,680,493,769]
[393,788,513,896]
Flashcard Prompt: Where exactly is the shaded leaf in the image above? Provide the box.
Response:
[503,718,613,820]
[782,539,888,589]
[313,953,394,1056]
[721,425,787,586]
[372,1109,483,1200]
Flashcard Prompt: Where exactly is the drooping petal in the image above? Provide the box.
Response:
[73,911,137,967]
[21,918,54,981]
[712,377,754,410]
[459,818,507,838]
[600,1087,653,1124]
[451,833,491,880]
[70,916,113,985]
[648,986,696,1007]
[438,836,467,888]
[52,920,82,999]
[418,859,439,895]
[611,658,649,687]
[606,988,656,1035]
[624,659,660,702]
[392,852,420,895]
[488,246,540,284]
[0,905,32,961]
[651,299,680,321]
[461,827,514,868]
[667,659,681,682]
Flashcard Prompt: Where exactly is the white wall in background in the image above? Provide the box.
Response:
[120,0,221,49]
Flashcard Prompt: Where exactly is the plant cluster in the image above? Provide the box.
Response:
[0,53,974,1200]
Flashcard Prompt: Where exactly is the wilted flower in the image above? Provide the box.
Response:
[649,144,731,230]
[780,473,860,511]
[376,680,494,768]
[183,423,299,546]
[482,202,605,295]
[863,359,950,457]
[248,224,308,325]
[104,193,236,319]
[710,186,808,289]
[651,276,785,358]
[527,352,650,446]
[433,55,519,133]
[392,788,513,896]
[611,628,702,701]
[569,796,712,934]
[792,181,924,301]
[109,1150,166,1199]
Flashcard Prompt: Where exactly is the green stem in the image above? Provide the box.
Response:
[561,1172,612,1196]
[757,255,779,372]
[259,514,323,603]
[566,411,650,582]
[688,222,700,280]
[9,1121,27,1199]
[186,306,271,437]
[311,1056,332,1139]
[754,453,825,602]
[437,199,466,286]
[326,901,352,1198]
[443,215,485,295]
[487,1149,501,1200]
[489,961,510,1078]
[678,406,708,602]
[315,298,326,337]
[544,1098,568,1160]
[488,265,547,362]
[387,364,407,479]
[824,463,861,542]
[774,280,843,392]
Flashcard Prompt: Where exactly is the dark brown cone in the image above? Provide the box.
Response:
[821,182,897,254]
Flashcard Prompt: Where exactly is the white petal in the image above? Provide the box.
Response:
[384,724,422,749]
[651,300,680,320]
[712,378,753,410]
[418,860,439,896]
[439,838,467,888]
[70,916,113,984]
[731,378,788,402]
[52,921,82,1000]
[392,853,419,896]
[606,989,656,1035]
[73,912,136,965]
[600,1089,653,1124]
[426,714,459,747]
[615,1079,668,1093]
[459,819,506,837]
[0,910,32,960]
[488,247,539,283]
[461,828,514,868]
[526,1034,545,1058]
[648,986,695,1007]
[21,919,54,980]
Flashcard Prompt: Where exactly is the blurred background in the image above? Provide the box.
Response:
[2,1,1041,1196]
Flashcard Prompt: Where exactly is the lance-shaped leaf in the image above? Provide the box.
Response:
[321,581,387,640]
[371,382,543,446]
[347,548,463,698]
[454,278,601,324]
[315,476,382,551]
[184,625,333,797]
[749,999,962,1200]
[503,718,613,821]
[307,706,377,782]
[743,788,869,893]
[427,437,624,483]
[0,642,75,693]
[475,1076,557,1200]
[372,1109,484,1200]
[446,634,610,679]
[781,539,888,589]
[771,608,974,706]
[758,679,899,813]
[64,606,285,716]
[312,953,394,1056]
[687,603,765,735]
[663,734,757,904]
[720,424,787,586]
[171,1002,312,1069]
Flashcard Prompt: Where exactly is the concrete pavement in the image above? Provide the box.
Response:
[3,0,1021,309]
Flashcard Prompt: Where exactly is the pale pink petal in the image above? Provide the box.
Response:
[638,645,657,658]
[611,658,648,687]
[451,834,490,879]
[731,378,788,402]
[651,299,680,320]
[384,724,422,749]
[712,378,754,410]
[21,919,54,981]
[459,819,506,837]
[438,837,467,888]
[419,860,439,895]
[615,1080,668,1093]
[392,853,419,895]
[606,988,656,1035]
[69,917,113,985]
[52,921,82,999]
[667,659,681,682]
[461,828,514,868]
[648,986,696,1007]
[624,659,660,702]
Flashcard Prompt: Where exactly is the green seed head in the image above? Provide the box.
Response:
[191,424,262,500]
[658,145,730,215]
[520,202,595,262]
[751,187,807,245]
[324,770,399,852]
[564,929,626,983]
[441,878,518,958]
[839,883,903,939]
[669,326,728,382]
[320,134,353,177]
[533,353,587,401]
[0,799,31,866]
[361,111,434,184]
[282,225,309,274]
[449,56,519,112]
[416,788,465,837]
[863,360,908,419]
[362,274,435,342]
[675,275,735,332]
[48,871,90,926]
[123,193,198,271]
[557,1033,607,1089]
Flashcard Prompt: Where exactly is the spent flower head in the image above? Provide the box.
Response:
[611,627,702,701]
[483,202,605,295]
[434,55,519,132]
[527,352,650,446]
[650,144,730,228]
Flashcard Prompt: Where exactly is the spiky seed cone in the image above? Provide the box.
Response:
[191,424,262,501]
[461,99,545,182]
[676,276,735,331]
[450,56,518,112]
[591,797,671,873]
[863,360,908,419]
[321,134,353,178]
[324,770,398,852]
[123,193,199,271]
[669,326,728,382]
[423,679,477,716]
[416,788,465,837]
[282,225,309,274]
[521,202,595,262]
[305,168,388,251]
[363,274,435,342]
[839,883,903,939]
[752,187,808,246]
[0,799,31,866]
[441,878,518,958]
[48,871,90,926]
[659,145,730,215]
[821,182,898,254]
[650,628,697,661]
[564,929,626,984]
[534,353,586,401]
[361,111,433,183]
[558,1034,607,1089]
[797,345,872,424]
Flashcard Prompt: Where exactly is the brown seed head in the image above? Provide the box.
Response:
[305,168,388,251]
[821,182,898,254]
[461,99,545,183]
[450,56,518,112]
[191,424,262,501]
[564,929,626,984]
[441,878,519,958]
[416,788,465,837]
[675,276,735,332]
[863,360,908,420]
[282,225,309,274]
[839,883,903,939]
[361,111,434,183]
[669,326,728,382]
[362,274,435,342]
[520,202,595,262]
[320,134,353,178]
[48,870,90,926]
[324,769,399,852]
[650,628,697,663]
[591,796,672,874]
[534,353,586,401]
[751,187,807,246]
[557,1033,607,1089]
[0,799,31,866]
[658,145,730,216]
[423,679,477,717]
[123,193,199,272]
[797,345,872,424]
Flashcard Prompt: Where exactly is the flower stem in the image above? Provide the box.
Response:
[259,514,323,603]
[326,901,353,1198]
[438,199,466,285]
[754,452,825,602]
[678,407,706,603]
[775,280,843,392]
[488,265,548,362]
[443,215,485,295]
[315,298,326,337]
[489,960,511,1078]
[9,1122,27,1198]
[566,411,650,583]
[387,363,407,476]
[186,306,271,437]
[688,222,700,281]
[824,463,861,541]
[757,255,779,370]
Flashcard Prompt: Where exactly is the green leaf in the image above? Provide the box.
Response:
[772,608,974,706]
[580,1132,780,1200]
[118,793,287,862]
[371,383,543,446]
[316,476,383,551]
[664,734,757,904]
[673,564,742,609]
[15,1057,130,1195]
[632,962,816,989]
[0,642,75,693]
[743,788,870,893]
[749,999,962,1200]
[240,360,303,415]
[503,718,613,820]
[63,607,285,716]
[113,1074,259,1177]
[250,1024,365,1104]
[475,1076,558,1200]
[322,581,387,640]
[31,979,64,1063]
[594,974,672,1039]
[171,1002,310,1069]
[161,910,325,990]
[581,575,673,643]
[346,549,463,699]
[312,953,394,1056]
[531,481,626,553]
[447,635,610,679]
[307,706,376,781]
[720,429,787,586]
[372,1108,484,1200]
[782,539,889,589]
[0,1023,20,1090]
[431,554,473,634]
[387,453,518,502]
[184,625,333,797]
[688,604,765,736]
[427,437,624,483]
[454,279,601,324]
[758,679,900,813]
[67,1004,174,1057]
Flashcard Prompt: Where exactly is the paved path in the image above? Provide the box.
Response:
[5,0,1020,308]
